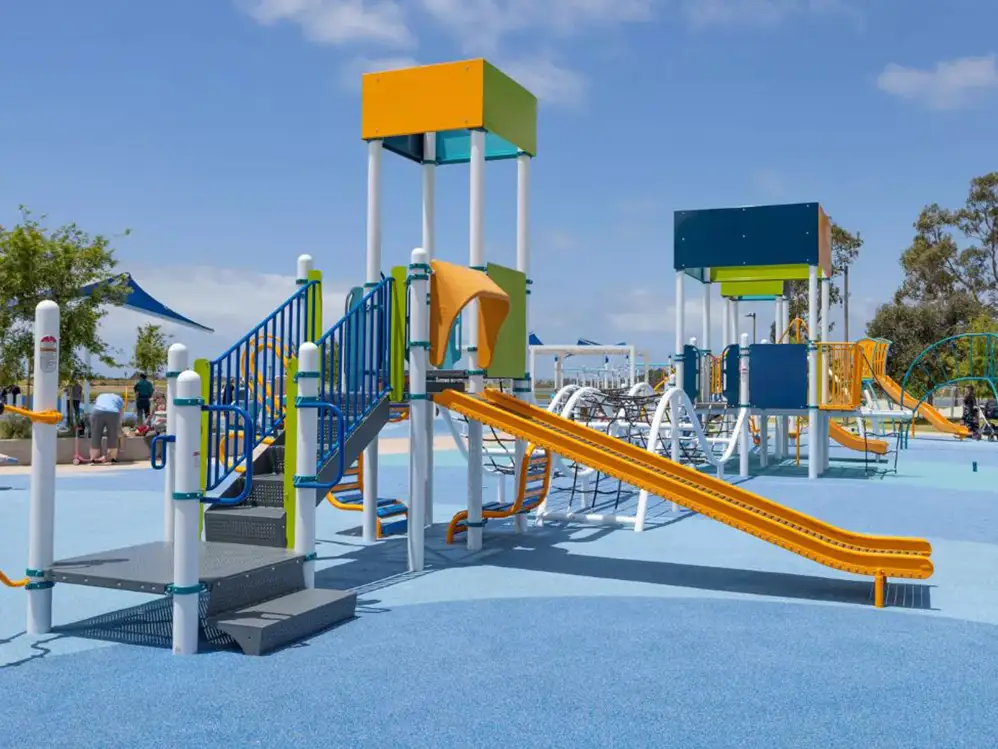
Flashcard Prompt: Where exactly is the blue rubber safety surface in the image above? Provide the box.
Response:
[1,433,997,748]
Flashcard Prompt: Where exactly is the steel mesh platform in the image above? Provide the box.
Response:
[46,541,304,595]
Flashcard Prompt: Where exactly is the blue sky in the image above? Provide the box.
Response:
[2,0,996,373]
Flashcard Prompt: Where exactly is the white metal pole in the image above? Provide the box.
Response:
[628,346,636,386]
[422,133,436,528]
[164,343,188,543]
[295,342,320,587]
[513,153,531,534]
[819,274,831,474]
[172,370,202,655]
[702,283,711,354]
[408,248,429,571]
[673,271,685,463]
[729,300,739,345]
[739,333,750,479]
[807,266,819,480]
[721,298,730,351]
[26,300,59,635]
[466,129,486,551]
[363,139,383,542]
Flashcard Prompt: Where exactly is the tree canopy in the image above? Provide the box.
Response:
[866,172,998,394]
[132,323,171,377]
[0,207,129,384]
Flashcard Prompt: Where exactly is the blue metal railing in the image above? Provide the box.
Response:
[315,278,393,467]
[204,280,319,491]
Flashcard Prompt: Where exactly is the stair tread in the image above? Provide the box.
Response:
[212,587,353,629]
[251,473,284,483]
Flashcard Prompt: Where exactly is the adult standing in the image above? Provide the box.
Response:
[133,373,154,424]
[89,392,124,464]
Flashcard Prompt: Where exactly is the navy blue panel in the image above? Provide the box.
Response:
[529,332,543,345]
[749,344,808,409]
[673,203,820,272]
[683,345,700,402]
[722,344,740,406]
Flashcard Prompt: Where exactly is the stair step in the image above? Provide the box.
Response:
[210,587,357,656]
[204,505,286,548]
[379,515,407,536]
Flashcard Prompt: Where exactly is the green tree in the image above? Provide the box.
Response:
[0,207,129,383]
[771,221,864,340]
[132,323,171,376]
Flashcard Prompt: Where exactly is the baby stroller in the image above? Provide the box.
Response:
[982,398,998,442]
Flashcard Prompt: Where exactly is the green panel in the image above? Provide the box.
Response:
[482,61,537,156]
[390,266,407,401]
[720,280,785,297]
[484,262,527,379]
[307,269,323,341]
[194,358,210,535]
[711,264,812,283]
[283,357,299,549]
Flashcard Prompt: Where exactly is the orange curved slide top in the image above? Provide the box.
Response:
[828,421,888,455]
[434,388,932,607]
[877,375,969,437]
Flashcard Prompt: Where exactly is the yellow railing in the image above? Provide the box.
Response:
[778,317,809,344]
[856,338,889,381]
[817,342,863,410]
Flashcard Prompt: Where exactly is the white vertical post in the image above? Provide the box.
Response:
[779,294,791,457]
[422,133,436,528]
[702,283,712,354]
[673,271,685,463]
[739,333,750,479]
[172,370,202,655]
[295,342,319,587]
[408,248,429,571]
[807,266,819,480]
[26,300,59,635]
[729,300,739,345]
[164,343,188,543]
[363,139,383,542]
[721,297,730,351]
[513,153,531,533]
[628,346,636,387]
[466,129,486,551]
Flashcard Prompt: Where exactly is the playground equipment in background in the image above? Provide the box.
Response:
[527,339,651,393]
[325,453,408,538]
[857,337,973,440]
[436,388,933,608]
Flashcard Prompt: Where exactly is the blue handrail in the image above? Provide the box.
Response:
[203,403,254,504]
[293,400,346,490]
[314,278,393,468]
[149,433,175,470]
[204,280,319,491]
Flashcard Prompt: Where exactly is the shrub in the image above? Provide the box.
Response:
[0,415,33,439]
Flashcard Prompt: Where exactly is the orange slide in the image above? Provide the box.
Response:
[876,375,969,438]
[828,421,888,455]
[435,388,933,607]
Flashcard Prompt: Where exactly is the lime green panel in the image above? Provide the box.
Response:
[720,280,785,297]
[483,61,537,156]
[390,266,407,401]
[283,357,299,549]
[307,269,323,341]
[484,262,527,379]
[711,264,812,283]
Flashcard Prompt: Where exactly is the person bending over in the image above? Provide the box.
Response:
[90,392,124,464]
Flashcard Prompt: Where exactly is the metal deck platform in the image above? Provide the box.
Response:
[46,541,303,595]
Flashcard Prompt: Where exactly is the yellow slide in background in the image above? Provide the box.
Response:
[877,375,969,438]
[434,389,933,607]
[828,420,889,455]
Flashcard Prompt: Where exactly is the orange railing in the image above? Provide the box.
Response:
[817,342,864,410]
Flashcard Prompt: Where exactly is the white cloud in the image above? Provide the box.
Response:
[237,0,657,107]
[237,0,414,47]
[97,266,350,373]
[498,56,588,108]
[876,55,998,111]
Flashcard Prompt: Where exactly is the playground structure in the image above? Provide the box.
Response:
[2,60,956,658]
[528,339,652,395]
[672,202,900,478]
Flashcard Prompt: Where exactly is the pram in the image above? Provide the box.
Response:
[981,399,998,442]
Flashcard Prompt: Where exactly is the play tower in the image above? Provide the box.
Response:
[361,59,538,549]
